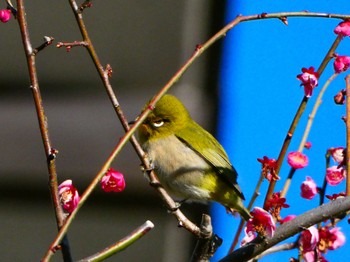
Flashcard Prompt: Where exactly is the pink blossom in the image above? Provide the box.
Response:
[297,67,319,97]
[257,156,278,181]
[299,226,319,252]
[58,180,80,213]
[333,55,350,73]
[326,166,346,186]
[101,168,126,193]
[0,9,11,23]
[246,207,276,237]
[328,227,346,250]
[318,227,345,252]
[265,192,289,221]
[303,250,326,262]
[334,20,350,37]
[287,151,309,169]
[300,176,318,200]
[280,214,296,224]
[329,147,344,164]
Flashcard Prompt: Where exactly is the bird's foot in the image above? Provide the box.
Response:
[140,156,155,174]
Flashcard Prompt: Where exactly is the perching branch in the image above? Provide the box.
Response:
[220,196,350,262]
[190,214,222,262]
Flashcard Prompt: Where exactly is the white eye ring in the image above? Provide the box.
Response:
[153,121,164,127]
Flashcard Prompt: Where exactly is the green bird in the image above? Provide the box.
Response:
[138,94,251,220]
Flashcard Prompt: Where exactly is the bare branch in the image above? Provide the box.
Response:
[77,221,154,262]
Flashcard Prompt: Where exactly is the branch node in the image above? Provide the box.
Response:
[56,41,89,52]
[105,64,113,78]
[33,36,54,55]
[48,148,59,161]
[279,16,288,26]
[6,0,17,18]
[79,1,93,12]
[258,12,268,18]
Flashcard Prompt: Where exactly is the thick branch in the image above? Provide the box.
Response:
[220,196,350,261]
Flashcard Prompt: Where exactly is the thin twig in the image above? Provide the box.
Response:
[345,74,350,196]
[264,36,342,207]
[77,221,154,262]
[33,36,54,55]
[229,172,265,252]
[319,151,331,206]
[56,41,89,52]
[16,0,72,261]
[280,73,338,198]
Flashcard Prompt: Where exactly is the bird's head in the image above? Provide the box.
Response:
[138,94,191,143]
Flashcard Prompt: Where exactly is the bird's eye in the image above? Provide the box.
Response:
[152,120,164,128]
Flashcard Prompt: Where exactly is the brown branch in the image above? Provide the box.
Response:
[190,214,222,262]
[15,0,71,261]
[77,221,154,262]
[346,74,350,196]
[56,41,89,52]
[33,36,54,55]
[264,35,342,208]
[220,196,350,262]
[229,172,265,252]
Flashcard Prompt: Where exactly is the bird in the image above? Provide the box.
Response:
[138,94,251,220]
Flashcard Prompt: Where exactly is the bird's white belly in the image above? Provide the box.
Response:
[143,135,211,200]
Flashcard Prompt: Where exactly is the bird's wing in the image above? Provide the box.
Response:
[175,122,245,200]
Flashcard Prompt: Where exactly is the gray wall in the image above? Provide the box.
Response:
[0,1,223,261]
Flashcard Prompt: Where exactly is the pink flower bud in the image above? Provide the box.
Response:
[287,151,309,169]
[280,214,296,224]
[326,166,346,186]
[299,226,319,252]
[334,55,350,73]
[304,141,312,149]
[0,9,11,23]
[329,147,345,164]
[300,176,318,200]
[297,67,319,97]
[334,20,350,37]
[101,168,126,193]
[58,180,80,213]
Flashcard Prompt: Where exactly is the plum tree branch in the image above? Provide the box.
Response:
[220,196,350,261]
